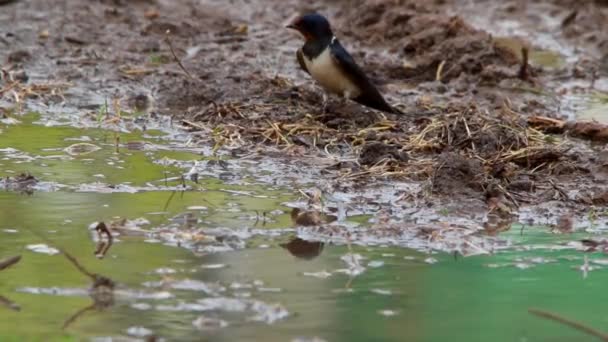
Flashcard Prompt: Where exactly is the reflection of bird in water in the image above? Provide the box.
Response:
[552,214,574,234]
[63,278,115,330]
[280,237,324,260]
[0,255,21,311]
[61,253,116,330]
[483,196,514,236]
[290,208,337,226]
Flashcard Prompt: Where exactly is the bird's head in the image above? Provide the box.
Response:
[287,13,333,41]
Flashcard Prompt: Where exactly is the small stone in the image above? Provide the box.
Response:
[192,316,228,330]
[7,50,31,63]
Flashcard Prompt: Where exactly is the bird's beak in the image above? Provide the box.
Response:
[286,23,297,30]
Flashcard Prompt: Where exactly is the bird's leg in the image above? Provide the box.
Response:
[340,95,348,108]
[322,93,329,114]
[339,91,351,109]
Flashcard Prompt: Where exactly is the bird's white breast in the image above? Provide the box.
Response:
[302,47,361,99]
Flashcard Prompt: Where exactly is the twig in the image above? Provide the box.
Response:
[164,30,194,80]
[518,47,530,81]
[0,255,21,271]
[529,308,608,341]
[182,119,207,131]
[63,303,96,330]
[0,295,20,311]
[163,190,177,212]
[253,210,260,227]
[549,179,568,200]
[62,249,97,280]
[25,228,96,280]
[436,60,446,82]
[93,222,113,259]
[463,239,490,255]
[561,10,578,28]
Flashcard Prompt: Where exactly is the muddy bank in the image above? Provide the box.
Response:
[1,0,608,234]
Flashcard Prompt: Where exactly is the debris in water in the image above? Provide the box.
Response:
[187,206,208,211]
[336,253,366,276]
[156,302,210,312]
[93,222,113,259]
[0,255,21,271]
[580,239,608,253]
[192,316,229,330]
[17,287,89,296]
[423,257,438,264]
[26,244,60,255]
[249,300,289,324]
[158,297,291,324]
[378,309,399,317]
[302,271,332,279]
[367,260,385,268]
[529,308,608,341]
[258,287,282,293]
[126,326,154,338]
[514,262,534,270]
[201,264,227,269]
[105,217,151,237]
[0,255,21,311]
[154,267,177,275]
[2,172,38,194]
[170,279,226,295]
[292,337,327,342]
[131,303,152,311]
[234,291,252,298]
[0,295,20,311]
[63,143,101,156]
[370,289,392,296]
[578,255,596,279]
[230,282,254,290]
[589,259,608,266]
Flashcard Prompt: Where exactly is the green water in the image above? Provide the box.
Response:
[577,92,608,124]
[1,120,607,341]
[493,37,566,69]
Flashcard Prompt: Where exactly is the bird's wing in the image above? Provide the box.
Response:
[328,39,373,90]
[296,49,310,75]
[329,39,400,114]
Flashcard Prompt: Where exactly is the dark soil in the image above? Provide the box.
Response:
[339,0,521,83]
[1,0,607,227]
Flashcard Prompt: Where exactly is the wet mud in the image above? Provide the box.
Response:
[1,0,608,253]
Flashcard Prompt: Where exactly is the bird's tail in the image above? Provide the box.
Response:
[354,93,402,115]
[388,105,403,115]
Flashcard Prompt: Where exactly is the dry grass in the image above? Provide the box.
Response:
[181,96,569,202]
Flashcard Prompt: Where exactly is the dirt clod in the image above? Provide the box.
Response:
[434,152,484,194]
[359,142,409,166]
[341,1,519,84]
[6,50,31,64]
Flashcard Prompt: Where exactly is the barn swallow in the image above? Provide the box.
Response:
[287,13,401,114]
[290,208,337,226]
